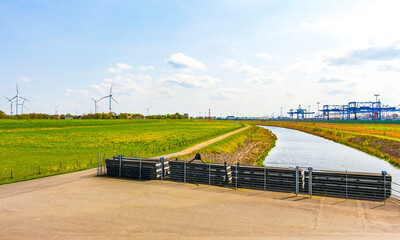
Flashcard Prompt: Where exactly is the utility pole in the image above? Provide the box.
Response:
[317,102,320,119]
[280,107,283,118]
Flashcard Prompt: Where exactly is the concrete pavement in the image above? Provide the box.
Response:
[0,168,399,239]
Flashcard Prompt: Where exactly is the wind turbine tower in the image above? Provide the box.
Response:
[19,97,29,114]
[91,98,99,114]
[98,84,118,113]
[5,97,14,116]
[145,105,151,116]
[53,104,60,115]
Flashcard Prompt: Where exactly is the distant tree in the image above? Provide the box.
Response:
[118,113,128,119]
[0,110,10,119]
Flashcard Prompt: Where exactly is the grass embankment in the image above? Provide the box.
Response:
[257,121,400,168]
[0,119,243,184]
[177,126,276,166]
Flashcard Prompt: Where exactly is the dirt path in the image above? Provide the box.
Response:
[149,125,250,159]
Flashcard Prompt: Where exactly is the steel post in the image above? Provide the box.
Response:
[295,166,299,196]
[264,166,266,192]
[384,174,386,205]
[184,161,186,184]
[209,162,211,187]
[308,167,313,198]
[139,158,142,181]
[235,163,238,189]
[119,156,122,178]
[160,158,163,182]
[346,169,348,201]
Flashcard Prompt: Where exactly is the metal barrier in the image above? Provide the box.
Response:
[304,169,392,201]
[102,158,394,202]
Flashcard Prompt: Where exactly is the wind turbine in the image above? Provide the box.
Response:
[6,84,29,115]
[19,97,29,114]
[53,104,60,115]
[91,98,99,114]
[5,97,14,116]
[98,84,118,113]
[144,105,151,116]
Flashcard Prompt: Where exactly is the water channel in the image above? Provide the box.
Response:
[261,125,400,196]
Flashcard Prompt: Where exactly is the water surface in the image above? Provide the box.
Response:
[261,125,400,195]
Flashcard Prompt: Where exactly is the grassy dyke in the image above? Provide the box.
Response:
[255,121,400,168]
[177,125,277,166]
[0,119,243,184]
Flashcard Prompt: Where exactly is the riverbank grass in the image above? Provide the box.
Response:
[177,125,277,166]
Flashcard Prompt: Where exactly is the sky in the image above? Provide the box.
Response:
[1,0,400,117]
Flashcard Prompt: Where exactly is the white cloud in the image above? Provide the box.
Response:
[300,1,400,46]
[256,53,272,60]
[167,53,207,70]
[155,88,177,98]
[65,88,92,98]
[378,64,400,72]
[247,75,284,84]
[286,61,325,73]
[210,87,247,100]
[161,74,220,88]
[317,77,344,83]
[222,58,265,75]
[108,63,133,73]
[137,66,154,71]
[19,76,31,82]
[91,73,150,100]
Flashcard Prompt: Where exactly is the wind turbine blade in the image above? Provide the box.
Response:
[20,96,29,101]
[5,97,11,101]
[16,84,19,94]
[112,97,118,104]
[98,96,108,101]
[23,105,28,110]
[110,84,113,95]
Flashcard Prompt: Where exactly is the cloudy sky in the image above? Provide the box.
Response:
[1,0,400,117]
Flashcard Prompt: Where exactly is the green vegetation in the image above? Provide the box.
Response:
[0,110,189,120]
[257,121,400,168]
[0,119,242,184]
[178,126,276,166]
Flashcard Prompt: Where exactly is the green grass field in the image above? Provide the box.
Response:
[0,119,242,184]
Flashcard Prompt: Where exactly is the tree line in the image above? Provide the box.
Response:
[0,110,189,120]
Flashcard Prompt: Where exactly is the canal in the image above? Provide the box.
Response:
[261,125,400,197]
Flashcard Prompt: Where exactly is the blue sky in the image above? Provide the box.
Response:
[1,0,400,116]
